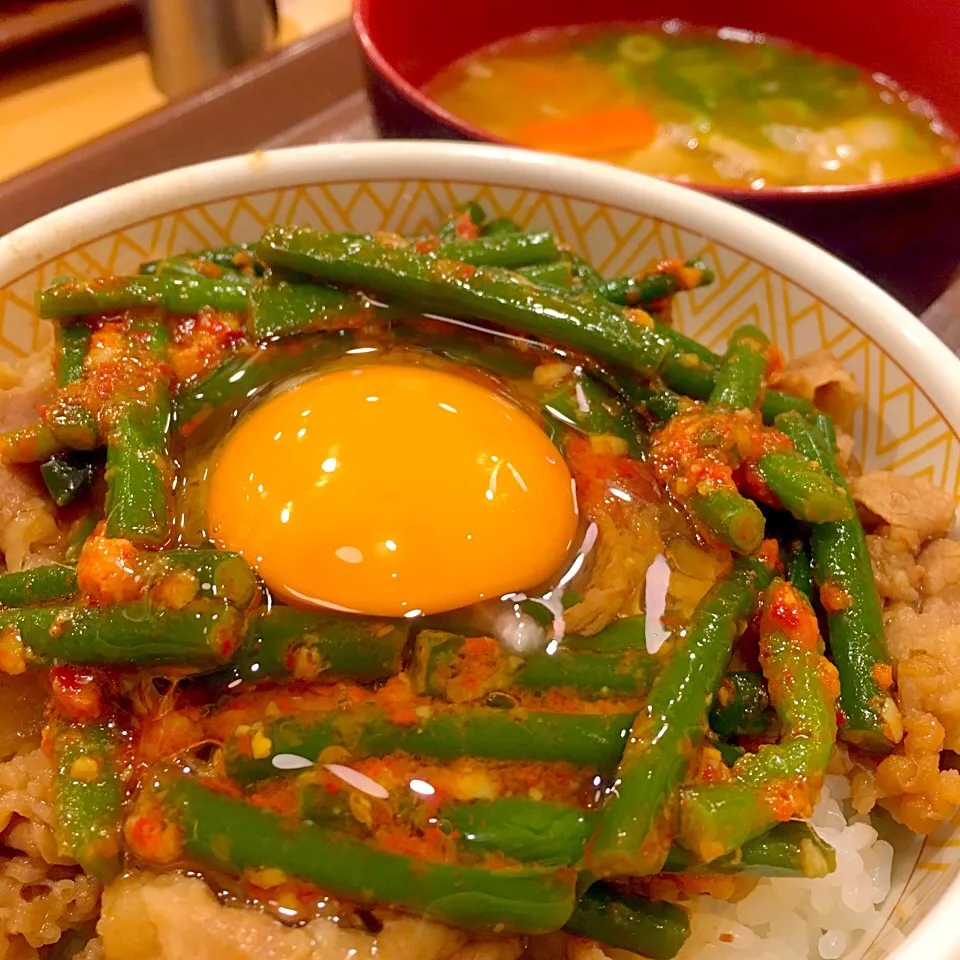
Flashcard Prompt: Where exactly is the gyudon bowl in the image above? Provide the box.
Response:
[0,142,957,960]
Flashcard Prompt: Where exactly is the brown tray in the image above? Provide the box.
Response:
[0,19,375,238]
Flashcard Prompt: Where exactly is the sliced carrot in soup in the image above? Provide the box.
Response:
[514,108,658,157]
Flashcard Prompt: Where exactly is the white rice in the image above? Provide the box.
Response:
[679,776,897,960]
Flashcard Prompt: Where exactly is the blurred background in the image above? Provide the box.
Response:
[0,0,347,183]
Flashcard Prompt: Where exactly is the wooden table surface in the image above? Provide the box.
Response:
[0,0,351,184]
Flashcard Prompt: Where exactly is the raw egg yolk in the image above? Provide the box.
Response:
[207,363,578,616]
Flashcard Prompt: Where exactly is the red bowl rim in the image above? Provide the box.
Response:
[353,0,960,203]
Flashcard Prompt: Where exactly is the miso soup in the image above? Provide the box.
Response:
[425,24,959,188]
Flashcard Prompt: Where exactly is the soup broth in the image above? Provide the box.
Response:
[425,24,959,188]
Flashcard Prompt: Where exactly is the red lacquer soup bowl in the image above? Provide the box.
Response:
[355,0,960,314]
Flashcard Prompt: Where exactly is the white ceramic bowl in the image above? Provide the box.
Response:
[0,141,957,960]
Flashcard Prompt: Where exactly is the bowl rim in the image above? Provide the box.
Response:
[352,0,960,202]
[1,139,959,960]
